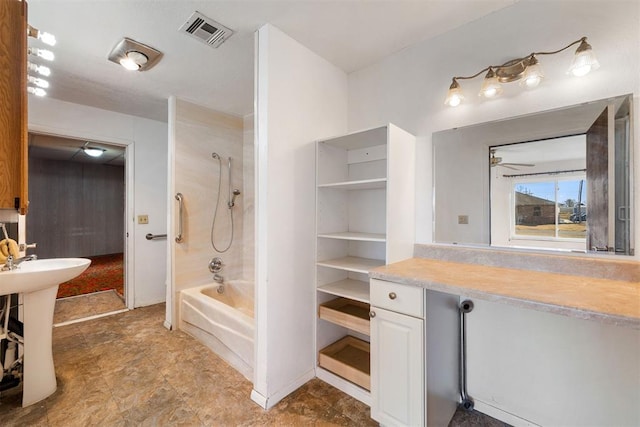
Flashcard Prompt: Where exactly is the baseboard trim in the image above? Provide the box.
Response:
[251,368,316,410]
[473,400,540,427]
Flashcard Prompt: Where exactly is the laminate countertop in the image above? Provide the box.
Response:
[370,257,640,329]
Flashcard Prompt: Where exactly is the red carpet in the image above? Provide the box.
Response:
[57,253,124,299]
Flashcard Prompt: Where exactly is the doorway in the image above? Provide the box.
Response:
[27,132,129,323]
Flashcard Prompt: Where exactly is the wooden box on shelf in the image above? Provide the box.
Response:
[319,297,370,335]
[318,336,371,391]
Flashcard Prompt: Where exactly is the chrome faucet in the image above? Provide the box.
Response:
[2,254,37,271]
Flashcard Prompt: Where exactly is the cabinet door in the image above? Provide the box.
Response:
[371,306,424,427]
[0,0,28,214]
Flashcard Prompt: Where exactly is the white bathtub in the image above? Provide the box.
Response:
[180,280,254,380]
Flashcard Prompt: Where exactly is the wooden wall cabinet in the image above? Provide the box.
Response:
[0,0,28,214]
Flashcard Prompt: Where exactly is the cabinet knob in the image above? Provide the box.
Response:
[388,292,397,300]
[369,311,376,318]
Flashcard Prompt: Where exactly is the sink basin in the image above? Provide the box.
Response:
[0,257,91,407]
[0,258,90,295]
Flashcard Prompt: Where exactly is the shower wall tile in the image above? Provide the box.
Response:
[174,99,244,320]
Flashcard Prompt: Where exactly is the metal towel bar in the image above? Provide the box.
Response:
[175,193,184,243]
[145,233,167,240]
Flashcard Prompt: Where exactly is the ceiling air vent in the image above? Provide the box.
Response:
[179,11,234,48]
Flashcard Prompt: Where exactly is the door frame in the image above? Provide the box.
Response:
[27,125,134,308]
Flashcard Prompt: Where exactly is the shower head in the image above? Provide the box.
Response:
[228,189,241,208]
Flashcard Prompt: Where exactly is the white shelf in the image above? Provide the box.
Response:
[318,232,386,242]
[318,279,370,303]
[318,178,386,191]
[317,256,385,274]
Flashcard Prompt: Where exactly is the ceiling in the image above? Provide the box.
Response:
[27,0,517,123]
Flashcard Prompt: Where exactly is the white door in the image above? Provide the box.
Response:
[370,306,425,427]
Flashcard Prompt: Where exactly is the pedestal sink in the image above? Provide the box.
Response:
[0,258,90,406]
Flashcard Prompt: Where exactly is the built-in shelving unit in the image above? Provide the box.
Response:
[315,124,415,405]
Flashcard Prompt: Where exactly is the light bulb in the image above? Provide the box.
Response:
[27,86,46,97]
[568,39,600,77]
[38,31,56,46]
[27,75,49,88]
[444,79,464,107]
[479,68,502,98]
[27,62,51,77]
[520,56,544,88]
[29,47,54,61]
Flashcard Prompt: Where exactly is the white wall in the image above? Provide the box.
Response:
[348,0,640,247]
[347,1,640,425]
[28,96,168,308]
[253,24,348,408]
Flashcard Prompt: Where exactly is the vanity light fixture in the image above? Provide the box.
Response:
[445,36,599,107]
[27,46,54,61]
[27,62,51,77]
[108,37,163,72]
[27,75,49,89]
[27,87,46,97]
[27,25,56,46]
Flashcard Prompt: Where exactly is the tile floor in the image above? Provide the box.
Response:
[1,301,508,426]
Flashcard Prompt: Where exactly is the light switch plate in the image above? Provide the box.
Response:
[458,215,469,225]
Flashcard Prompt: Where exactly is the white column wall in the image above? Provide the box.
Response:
[347,1,640,425]
[28,97,168,307]
[253,24,348,408]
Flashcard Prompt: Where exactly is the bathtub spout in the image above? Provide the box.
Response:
[213,274,224,284]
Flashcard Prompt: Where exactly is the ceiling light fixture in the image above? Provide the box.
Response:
[445,36,599,107]
[108,37,162,72]
[82,144,106,158]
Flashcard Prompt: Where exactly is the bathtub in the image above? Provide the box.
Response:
[180,280,254,380]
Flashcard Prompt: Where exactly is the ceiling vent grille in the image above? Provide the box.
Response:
[179,11,234,48]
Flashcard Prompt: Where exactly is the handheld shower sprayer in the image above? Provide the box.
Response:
[228,189,241,208]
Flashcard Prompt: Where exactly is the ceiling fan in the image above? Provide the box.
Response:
[489,149,534,170]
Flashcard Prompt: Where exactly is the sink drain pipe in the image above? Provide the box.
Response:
[459,299,474,411]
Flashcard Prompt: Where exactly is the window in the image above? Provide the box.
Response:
[513,177,587,240]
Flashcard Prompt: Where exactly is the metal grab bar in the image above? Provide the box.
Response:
[175,193,184,243]
[145,233,167,240]
[459,300,474,411]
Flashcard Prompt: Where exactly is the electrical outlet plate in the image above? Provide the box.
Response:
[138,215,149,224]
[458,215,469,225]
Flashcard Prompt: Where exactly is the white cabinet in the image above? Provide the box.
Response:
[371,307,424,426]
[315,124,415,404]
[370,278,426,426]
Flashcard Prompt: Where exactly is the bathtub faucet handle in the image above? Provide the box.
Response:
[209,257,224,273]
